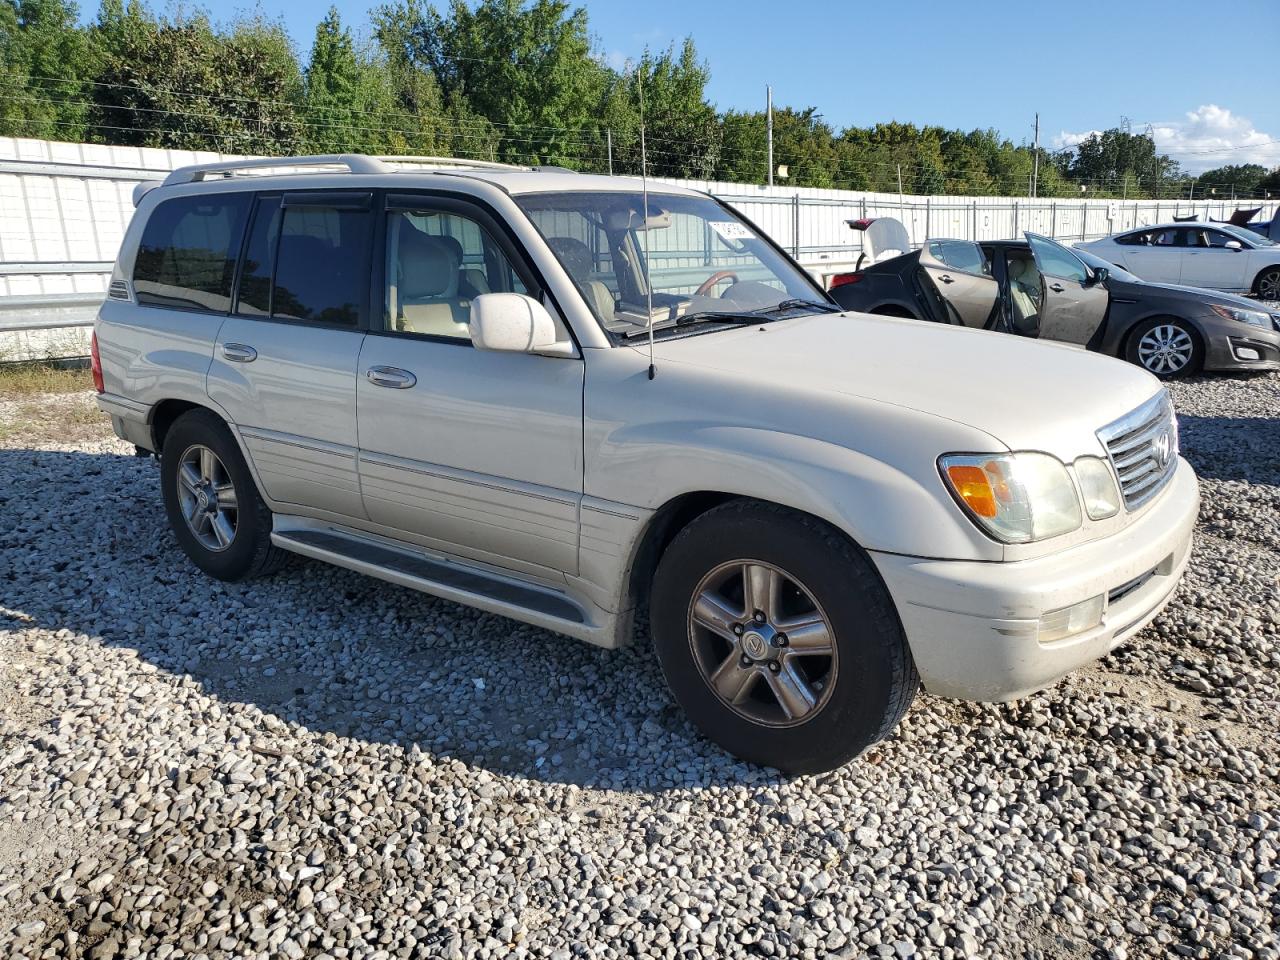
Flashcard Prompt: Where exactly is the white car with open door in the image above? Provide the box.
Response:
[1079,222,1280,299]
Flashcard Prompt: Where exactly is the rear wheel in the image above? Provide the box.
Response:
[160,409,286,581]
[650,500,918,774]
[1255,266,1280,301]
[1125,317,1202,379]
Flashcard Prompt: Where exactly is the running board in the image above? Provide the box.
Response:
[271,524,596,638]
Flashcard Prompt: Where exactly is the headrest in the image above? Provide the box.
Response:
[399,224,459,300]
[1009,258,1035,283]
[548,236,593,280]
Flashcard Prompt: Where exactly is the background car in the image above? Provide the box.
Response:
[1078,222,1280,300]
[828,230,1280,378]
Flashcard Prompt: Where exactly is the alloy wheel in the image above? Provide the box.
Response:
[687,560,838,727]
[1137,324,1194,376]
[176,444,239,552]
[1259,270,1280,301]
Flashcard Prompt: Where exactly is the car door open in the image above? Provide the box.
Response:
[1025,233,1109,347]
[918,240,999,327]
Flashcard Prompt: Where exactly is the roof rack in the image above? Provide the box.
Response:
[373,155,529,172]
[163,154,389,186]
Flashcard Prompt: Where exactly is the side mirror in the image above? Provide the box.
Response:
[1090,266,1109,285]
[469,293,575,357]
[1225,240,1243,251]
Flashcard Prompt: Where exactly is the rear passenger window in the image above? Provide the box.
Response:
[133,194,250,311]
[234,195,370,325]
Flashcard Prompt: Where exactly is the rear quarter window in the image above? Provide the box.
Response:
[133,194,251,311]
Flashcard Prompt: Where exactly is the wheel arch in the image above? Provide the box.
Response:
[1252,263,1280,296]
[149,398,213,453]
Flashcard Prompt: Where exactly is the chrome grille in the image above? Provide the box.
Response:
[1097,393,1178,510]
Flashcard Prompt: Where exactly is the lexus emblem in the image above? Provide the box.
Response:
[1152,431,1172,469]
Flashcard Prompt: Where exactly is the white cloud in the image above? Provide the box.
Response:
[1054,105,1280,174]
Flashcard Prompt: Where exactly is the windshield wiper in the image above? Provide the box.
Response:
[754,298,843,316]
[620,312,764,338]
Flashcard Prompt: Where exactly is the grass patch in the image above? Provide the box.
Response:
[0,361,93,399]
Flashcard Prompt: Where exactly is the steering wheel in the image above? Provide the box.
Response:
[695,270,740,296]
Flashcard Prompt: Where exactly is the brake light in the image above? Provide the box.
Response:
[90,331,105,393]
[829,273,862,289]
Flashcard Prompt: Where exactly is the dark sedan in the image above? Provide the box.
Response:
[828,231,1280,378]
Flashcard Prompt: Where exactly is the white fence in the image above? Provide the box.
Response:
[2,136,1276,357]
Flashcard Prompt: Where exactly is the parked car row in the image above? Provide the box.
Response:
[94,156,1198,773]
[829,221,1280,379]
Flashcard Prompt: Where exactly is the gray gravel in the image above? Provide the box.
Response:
[1,377,1278,960]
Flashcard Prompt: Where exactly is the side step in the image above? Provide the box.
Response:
[272,525,594,637]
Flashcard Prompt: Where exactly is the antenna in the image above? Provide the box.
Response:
[638,64,656,381]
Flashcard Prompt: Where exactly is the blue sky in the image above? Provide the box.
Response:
[260,0,1280,173]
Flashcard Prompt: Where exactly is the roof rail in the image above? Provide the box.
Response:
[162,154,389,186]
[373,155,529,172]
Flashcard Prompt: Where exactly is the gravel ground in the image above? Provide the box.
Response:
[1,377,1277,960]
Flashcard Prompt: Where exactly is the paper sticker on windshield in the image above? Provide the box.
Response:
[710,221,755,242]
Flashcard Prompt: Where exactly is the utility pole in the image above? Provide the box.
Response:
[766,85,774,188]
[1031,112,1040,199]
[606,129,613,176]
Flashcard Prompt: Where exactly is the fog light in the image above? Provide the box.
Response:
[1235,346,1261,361]
[1038,595,1104,644]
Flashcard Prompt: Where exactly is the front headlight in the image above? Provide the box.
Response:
[1209,303,1271,328]
[940,452,1082,543]
[1073,456,1121,520]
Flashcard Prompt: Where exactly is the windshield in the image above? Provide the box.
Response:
[515,191,826,337]
[1073,246,1141,283]
[1218,223,1274,247]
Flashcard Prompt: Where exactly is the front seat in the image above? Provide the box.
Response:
[395,224,470,338]
[1007,257,1041,337]
[548,236,615,322]
[436,233,491,297]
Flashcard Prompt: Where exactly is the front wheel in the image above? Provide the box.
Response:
[1125,317,1202,379]
[650,500,918,774]
[1255,266,1280,301]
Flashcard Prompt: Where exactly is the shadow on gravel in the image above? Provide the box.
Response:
[1,447,771,793]
[1176,414,1280,485]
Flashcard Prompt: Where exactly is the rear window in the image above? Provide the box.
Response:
[928,239,987,274]
[133,194,251,311]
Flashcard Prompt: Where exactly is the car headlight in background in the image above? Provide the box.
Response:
[1073,456,1121,520]
[1209,303,1271,328]
[940,452,1082,543]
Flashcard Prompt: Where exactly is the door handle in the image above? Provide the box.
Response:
[222,343,257,363]
[1049,283,1065,293]
[939,274,955,284]
[366,365,417,389]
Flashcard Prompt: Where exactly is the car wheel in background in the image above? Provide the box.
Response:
[1125,317,1203,380]
[1255,266,1280,301]
[160,409,287,582]
[650,500,918,774]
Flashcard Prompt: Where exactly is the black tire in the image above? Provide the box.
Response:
[1124,316,1203,380]
[1254,266,1280,301]
[650,500,918,774]
[160,409,286,582]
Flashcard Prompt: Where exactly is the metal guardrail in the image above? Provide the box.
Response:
[0,292,101,332]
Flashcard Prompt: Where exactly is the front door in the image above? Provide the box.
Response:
[355,195,585,576]
[1026,233,1110,346]
[1180,228,1251,290]
[207,191,373,519]
[1126,227,1184,284]
[919,239,999,327]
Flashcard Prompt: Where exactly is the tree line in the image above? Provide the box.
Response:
[3,0,1278,200]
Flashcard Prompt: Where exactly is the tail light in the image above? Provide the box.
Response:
[90,331,105,393]
[829,273,862,289]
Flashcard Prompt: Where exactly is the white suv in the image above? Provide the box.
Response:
[93,155,1199,773]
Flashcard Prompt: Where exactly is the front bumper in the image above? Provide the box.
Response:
[1202,319,1280,372]
[871,457,1199,701]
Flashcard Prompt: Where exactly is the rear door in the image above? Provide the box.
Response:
[918,239,999,327]
[1123,227,1184,283]
[207,191,373,519]
[1025,233,1109,346]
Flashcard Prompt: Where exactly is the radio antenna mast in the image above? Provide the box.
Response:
[638,64,656,381]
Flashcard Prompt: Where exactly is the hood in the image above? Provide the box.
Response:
[655,311,1162,455]
[1110,277,1275,312]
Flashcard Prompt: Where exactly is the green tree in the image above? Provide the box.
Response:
[1063,129,1179,196]
[303,7,405,153]
[1193,163,1269,200]
[0,0,94,140]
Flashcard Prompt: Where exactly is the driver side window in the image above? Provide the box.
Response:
[1029,239,1089,283]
